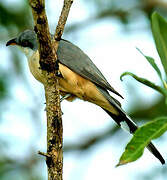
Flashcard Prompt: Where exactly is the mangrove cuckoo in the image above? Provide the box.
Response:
[6,29,165,164]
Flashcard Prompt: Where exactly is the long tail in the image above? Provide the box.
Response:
[103,109,165,164]
[97,86,165,165]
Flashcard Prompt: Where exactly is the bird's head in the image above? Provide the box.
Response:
[6,30,38,58]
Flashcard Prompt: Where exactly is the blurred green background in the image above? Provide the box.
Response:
[0,0,167,179]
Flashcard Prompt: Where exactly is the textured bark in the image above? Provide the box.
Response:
[45,83,63,180]
[54,0,73,41]
[28,0,73,179]
[29,0,55,72]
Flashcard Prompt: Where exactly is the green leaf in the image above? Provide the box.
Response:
[136,48,163,81]
[151,12,167,77]
[117,117,167,166]
[120,72,167,96]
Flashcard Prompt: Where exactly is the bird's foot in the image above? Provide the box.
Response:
[60,93,72,102]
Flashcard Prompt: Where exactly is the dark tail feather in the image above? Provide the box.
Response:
[103,108,165,165]
[147,142,165,164]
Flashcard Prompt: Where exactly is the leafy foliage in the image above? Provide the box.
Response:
[120,72,167,97]
[119,12,167,165]
[151,12,167,77]
[117,117,167,166]
[136,48,163,82]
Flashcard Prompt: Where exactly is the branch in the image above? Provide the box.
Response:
[53,0,74,55]
[29,0,54,72]
[28,0,73,179]
[54,0,73,41]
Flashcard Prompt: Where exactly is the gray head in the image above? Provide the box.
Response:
[6,29,38,50]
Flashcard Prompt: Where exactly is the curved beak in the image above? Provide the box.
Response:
[6,38,17,46]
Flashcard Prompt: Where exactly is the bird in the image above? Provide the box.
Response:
[6,29,165,164]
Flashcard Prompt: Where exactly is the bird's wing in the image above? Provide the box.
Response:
[57,39,123,98]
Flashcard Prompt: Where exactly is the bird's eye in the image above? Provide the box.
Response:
[22,40,29,47]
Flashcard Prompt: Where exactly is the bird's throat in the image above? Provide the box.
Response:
[19,47,35,60]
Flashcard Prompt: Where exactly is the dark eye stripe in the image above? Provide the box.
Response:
[22,41,28,46]
[21,41,33,49]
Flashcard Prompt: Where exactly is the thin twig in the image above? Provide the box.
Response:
[54,0,73,40]
[53,0,74,51]
[38,151,51,158]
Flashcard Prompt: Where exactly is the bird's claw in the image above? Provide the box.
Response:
[60,93,72,102]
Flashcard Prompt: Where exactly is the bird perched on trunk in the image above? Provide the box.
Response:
[6,29,165,164]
